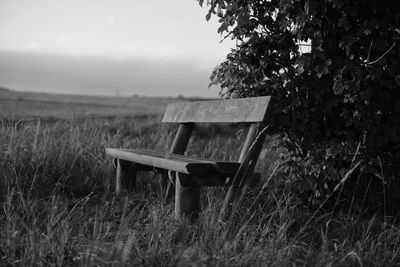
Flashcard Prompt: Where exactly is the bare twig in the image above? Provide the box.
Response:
[367,41,397,65]
[351,141,362,164]
[366,39,374,63]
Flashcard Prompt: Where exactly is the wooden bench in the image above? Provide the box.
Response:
[105,96,271,219]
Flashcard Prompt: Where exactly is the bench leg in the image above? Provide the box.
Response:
[115,159,137,196]
[175,173,201,220]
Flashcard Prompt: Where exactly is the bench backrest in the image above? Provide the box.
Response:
[162,96,271,123]
[163,96,272,218]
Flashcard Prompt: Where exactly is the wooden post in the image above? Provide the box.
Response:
[220,123,267,220]
[175,173,201,220]
[166,123,200,219]
[115,159,137,196]
[116,159,122,196]
[169,123,194,154]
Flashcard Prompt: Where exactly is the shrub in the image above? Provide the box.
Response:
[200,0,400,211]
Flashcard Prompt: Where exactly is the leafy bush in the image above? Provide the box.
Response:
[200,0,400,210]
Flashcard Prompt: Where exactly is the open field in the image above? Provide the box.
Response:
[0,88,200,118]
[1,89,400,266]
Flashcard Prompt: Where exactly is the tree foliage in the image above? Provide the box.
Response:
[199,0,400,208]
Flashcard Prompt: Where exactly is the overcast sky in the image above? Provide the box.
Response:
[0,0,234,97]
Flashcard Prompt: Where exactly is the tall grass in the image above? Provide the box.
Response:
[1,116,400,266]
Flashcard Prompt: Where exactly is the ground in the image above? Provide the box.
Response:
[1,89,399,266]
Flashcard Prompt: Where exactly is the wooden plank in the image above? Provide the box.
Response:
[162,96,271,123]
[105,148,240,175]
[112,155,260,187]
[107,148,189,173]
[117,148,213,164]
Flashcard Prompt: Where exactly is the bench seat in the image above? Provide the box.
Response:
[105,148,260,186]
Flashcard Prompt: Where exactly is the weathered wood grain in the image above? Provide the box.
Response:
[105,148,240,175]
[162,96,271,123]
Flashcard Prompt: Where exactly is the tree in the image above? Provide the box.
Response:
[200,0,400,210]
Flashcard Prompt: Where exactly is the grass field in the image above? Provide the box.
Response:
[1,89,400,266]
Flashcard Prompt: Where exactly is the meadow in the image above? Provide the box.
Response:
[1,89,400,266]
